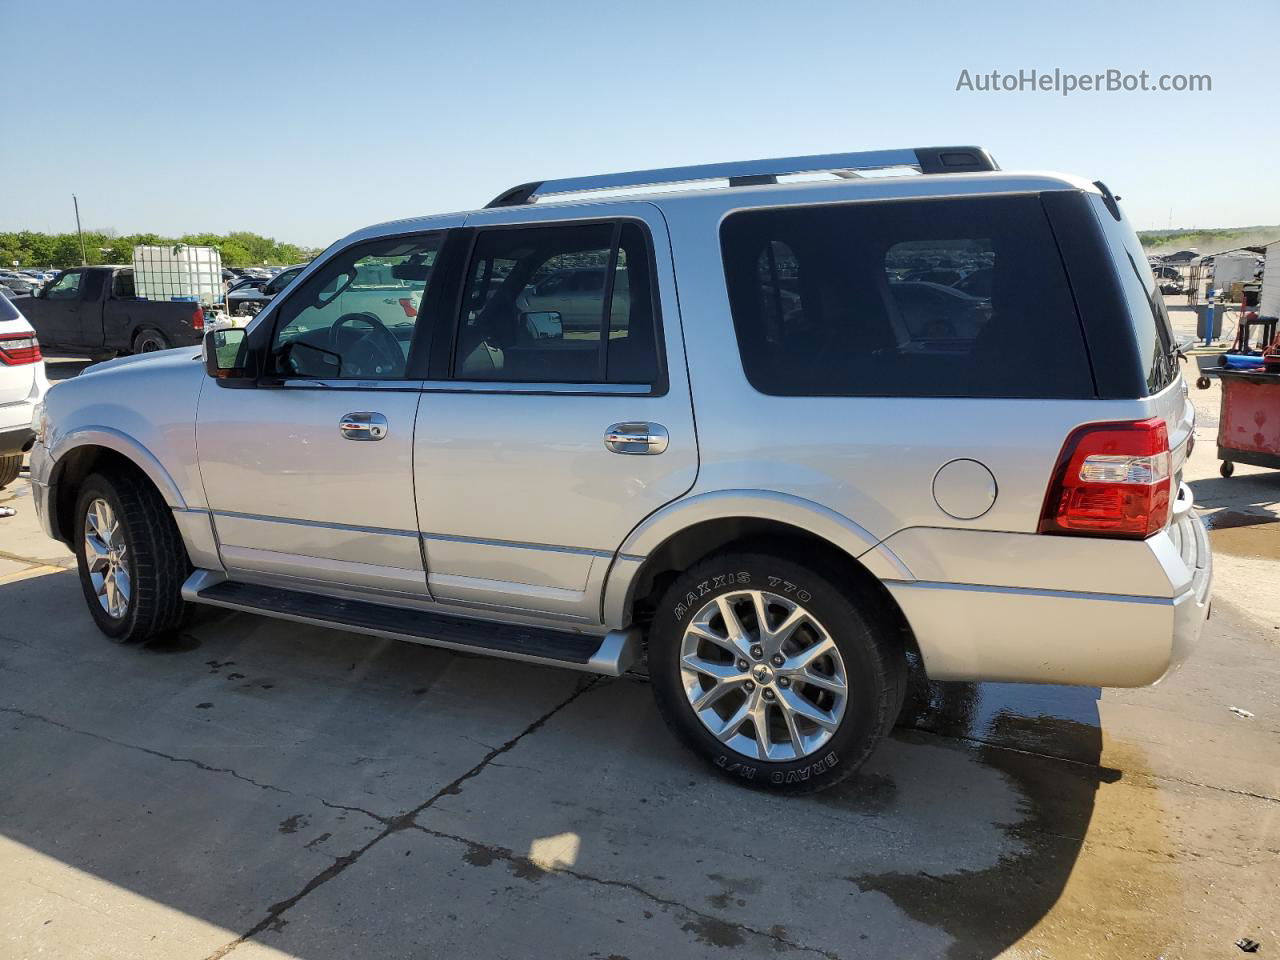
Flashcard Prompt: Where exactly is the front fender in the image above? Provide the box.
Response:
[49,426,188,509]
[601,489,914,627]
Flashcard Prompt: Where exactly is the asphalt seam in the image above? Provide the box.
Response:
[0,548,74,569]
[906,725,1280,805]
[408,823,843,960]
[0,705,294,797]
[200,675,602,960]
[0,704,410,824]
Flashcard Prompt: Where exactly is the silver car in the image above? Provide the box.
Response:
[29,146,1211,793]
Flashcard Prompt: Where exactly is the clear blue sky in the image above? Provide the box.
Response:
[4,0,1275,247]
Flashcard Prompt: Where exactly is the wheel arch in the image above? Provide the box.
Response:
[604,491,920,667]
[48,430,186,544]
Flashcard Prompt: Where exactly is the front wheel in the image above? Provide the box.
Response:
[648,552,905,794]
[74,472,191,642]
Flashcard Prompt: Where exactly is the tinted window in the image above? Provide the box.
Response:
[269,234,440,379]
[1089,196,1177,394]
[454,221,659,384]
[0,292,19,321]
[721,195,1093,398]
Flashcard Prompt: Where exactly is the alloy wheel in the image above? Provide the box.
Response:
[84,498,130,619]
[679,589,848,761]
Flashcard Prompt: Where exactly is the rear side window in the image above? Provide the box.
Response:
[721,195,1094,398]
[453,221,660,385]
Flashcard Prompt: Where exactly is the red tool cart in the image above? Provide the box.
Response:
[1217,368,1280,477]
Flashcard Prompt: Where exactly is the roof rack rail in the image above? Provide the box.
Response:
[485,146,998,208]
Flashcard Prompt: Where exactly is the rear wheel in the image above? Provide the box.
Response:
[74,471,190,642]
[132,329,169,354]
[1220,460,1234,478]
[0,454,22,490]
[649,552,905,794]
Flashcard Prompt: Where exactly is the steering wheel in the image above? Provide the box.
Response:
[329,312,404,377]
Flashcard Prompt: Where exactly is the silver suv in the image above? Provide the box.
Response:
[29,146,1212,793]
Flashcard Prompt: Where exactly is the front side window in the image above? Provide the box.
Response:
[721,195,1093,398]
[453,221,659,384]
[269,234,440,379]
[45,270,83,300]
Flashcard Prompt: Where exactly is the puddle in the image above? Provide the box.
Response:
[1203,509,1279,531]
[1204,510,1280,559]
[899,680,1103,765]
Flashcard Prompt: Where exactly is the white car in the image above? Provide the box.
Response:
[0,293,50,491]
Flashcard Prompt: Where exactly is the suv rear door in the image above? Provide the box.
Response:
[412,204,697,622]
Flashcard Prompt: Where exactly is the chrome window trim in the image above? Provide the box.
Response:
[418,380,653,396]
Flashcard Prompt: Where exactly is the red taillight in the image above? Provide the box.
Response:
[397,298,418,318]
[1039,417,1171,539]
[192,306,205,332]
[0,332,42,365]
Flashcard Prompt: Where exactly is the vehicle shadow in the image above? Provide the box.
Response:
[42,356,96,382]
[0,569,1104,959]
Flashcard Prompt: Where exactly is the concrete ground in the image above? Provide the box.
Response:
[1,344,1277,960]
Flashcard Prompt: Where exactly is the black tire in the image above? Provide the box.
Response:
[132,329,170,354]
[1196,376,1211,390]
[73,471,191,642]
[0,453,22,490]
[1220,460,1234,478]
[648,552,906,794]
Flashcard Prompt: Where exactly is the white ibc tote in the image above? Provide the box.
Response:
[133,245,223,305]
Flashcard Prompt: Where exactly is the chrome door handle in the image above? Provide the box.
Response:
[604,422,668,455]
[340,412,388,441]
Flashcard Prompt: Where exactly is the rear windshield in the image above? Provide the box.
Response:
[720,194,1094,398]
[0,293,19,322]
[1088,195,1178,394]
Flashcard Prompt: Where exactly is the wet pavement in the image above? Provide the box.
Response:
[0,346,1277,958]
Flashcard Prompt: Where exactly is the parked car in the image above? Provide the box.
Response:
[0,292,49,490]
[19,265,205,356]
[0,278,38,297]
[225,265,304,317]
[29,146,1210,794]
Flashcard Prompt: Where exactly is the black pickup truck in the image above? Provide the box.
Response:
[20,265,205,356]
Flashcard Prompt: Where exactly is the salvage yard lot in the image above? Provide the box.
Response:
[1,327,1278,959]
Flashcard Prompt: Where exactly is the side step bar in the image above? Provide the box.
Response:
[181,571,639,676]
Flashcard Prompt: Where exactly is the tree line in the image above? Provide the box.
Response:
[0,230,321,270]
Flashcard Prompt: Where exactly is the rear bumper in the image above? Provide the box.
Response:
[883,509,1212,687]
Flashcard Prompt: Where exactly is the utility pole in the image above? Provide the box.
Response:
[73,194,87,265]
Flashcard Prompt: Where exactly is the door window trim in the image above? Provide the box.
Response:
[258,229,446,388]
[436,216,669,397]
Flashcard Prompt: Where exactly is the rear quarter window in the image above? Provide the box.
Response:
[0,293,20,322]
[720,194,1095,398]
[1087,194,1178,394]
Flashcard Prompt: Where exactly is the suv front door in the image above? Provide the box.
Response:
[412,206,697,622]
[195,229,450,597]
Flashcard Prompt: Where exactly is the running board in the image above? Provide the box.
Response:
[181,571,638,676]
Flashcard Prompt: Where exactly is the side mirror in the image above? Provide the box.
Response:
[520,310,563,340]
[204,327,257,383]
